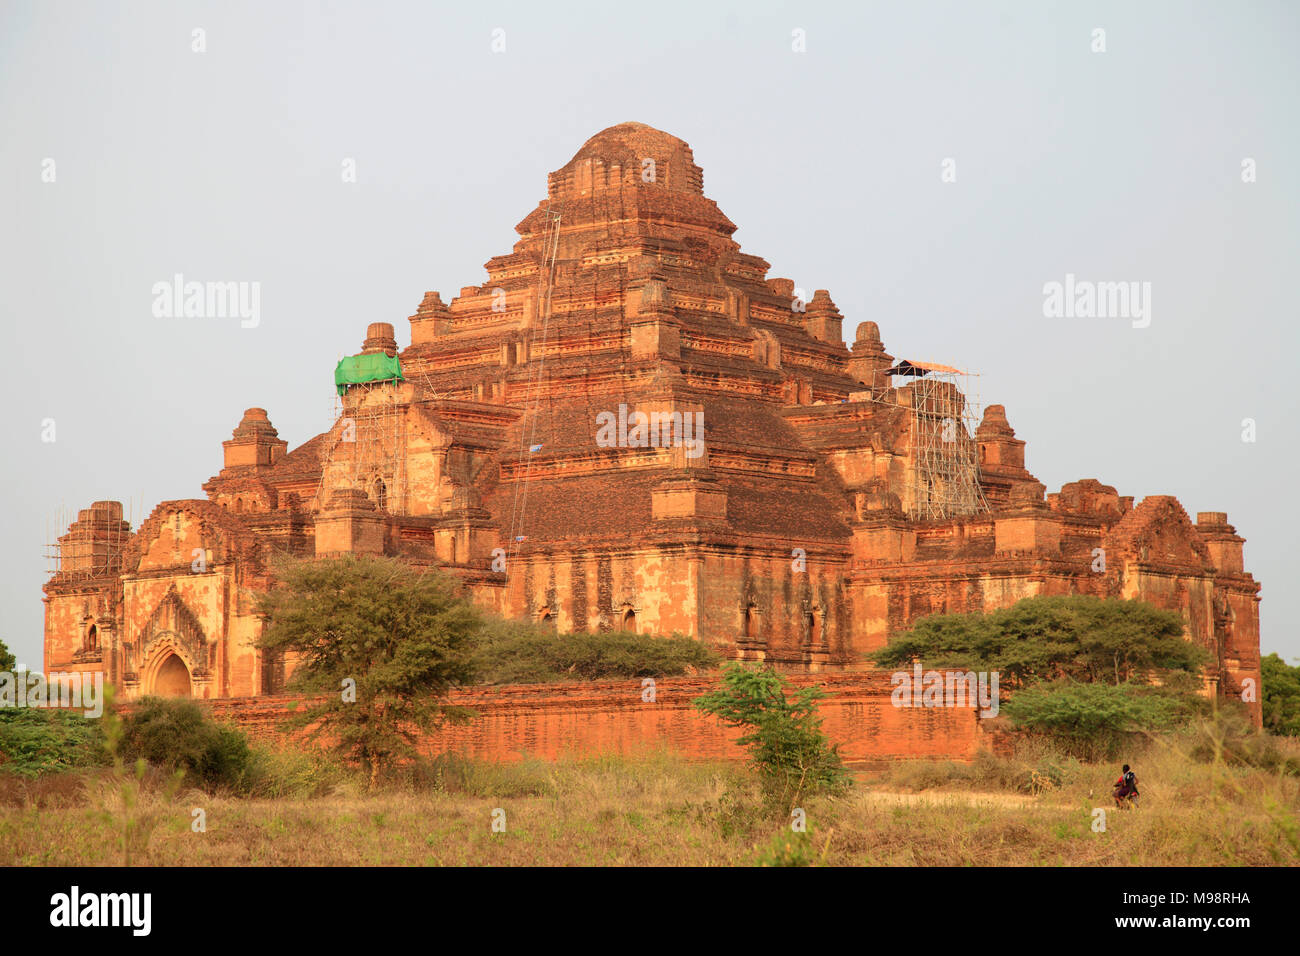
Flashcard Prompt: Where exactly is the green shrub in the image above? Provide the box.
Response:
[0,708,109,776]
[120,697,251,790]
[695,665,849,810]
[1002,680,1184,761]
[472,618,720,684]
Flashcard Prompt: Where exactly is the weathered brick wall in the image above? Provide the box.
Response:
[201,672,984,766]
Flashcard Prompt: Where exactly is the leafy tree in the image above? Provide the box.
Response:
[869,595,1209,688]
[1261,653,1300,737]
[695,664,849,809]
[257,555,479,788]
[0,638,15,673]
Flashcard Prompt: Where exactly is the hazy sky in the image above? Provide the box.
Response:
[2,0,1297,670]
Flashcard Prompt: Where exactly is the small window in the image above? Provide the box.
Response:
[86,624,98,652]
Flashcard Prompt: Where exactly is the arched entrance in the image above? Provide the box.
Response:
[154,654,192,698]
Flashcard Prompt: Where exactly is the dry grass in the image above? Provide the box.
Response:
[1,736,1296,866]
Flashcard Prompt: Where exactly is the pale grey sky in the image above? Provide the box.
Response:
[2,0,1297,669]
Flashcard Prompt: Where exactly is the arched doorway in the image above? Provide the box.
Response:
[620,607,636,632]
[154,654,191,698]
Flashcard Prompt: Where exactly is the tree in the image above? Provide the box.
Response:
[0,638,15,673]
[695,664,849,810]
[868,595,1209,688]
[1261,653,1300,737]
[257,555,479,787]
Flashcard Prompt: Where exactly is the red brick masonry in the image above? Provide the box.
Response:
[202,672,985,767]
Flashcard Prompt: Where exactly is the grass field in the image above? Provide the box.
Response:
[1,736,1296,866]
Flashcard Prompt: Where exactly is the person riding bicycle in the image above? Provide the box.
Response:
[1112,764,1139,807]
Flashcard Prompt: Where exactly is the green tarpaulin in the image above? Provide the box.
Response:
[335,352,404,395]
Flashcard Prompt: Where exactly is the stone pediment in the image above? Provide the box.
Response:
[1103,495,1212,570]
[127,500,252,573]
[136,583,211,677]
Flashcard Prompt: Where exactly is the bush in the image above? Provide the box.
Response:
[0,708,108,776]
[695,665,849,810]
[120,697,251,790]
[471,617,720,684]
[1002,681,1185,761]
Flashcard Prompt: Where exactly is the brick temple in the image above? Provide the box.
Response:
[44,122,1262,723]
